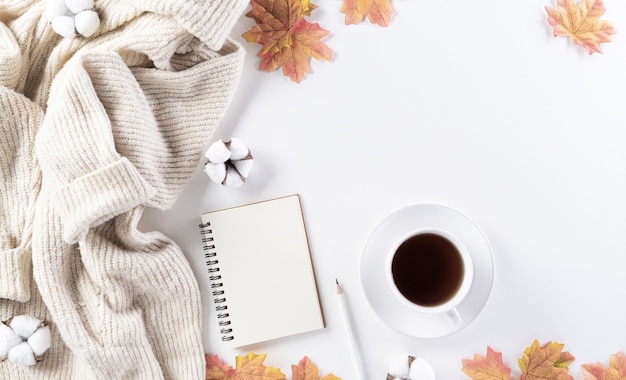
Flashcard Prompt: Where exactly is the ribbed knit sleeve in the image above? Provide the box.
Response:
[36,35,244,240]
[33,205,205,379]
[122,40,244,209]
[0,24,21,90]
[0,87,43,302]
[35,54,157,244]
[0,0,38,22]
[126,0,249,50]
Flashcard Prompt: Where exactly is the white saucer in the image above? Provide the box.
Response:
[360,204,495,338]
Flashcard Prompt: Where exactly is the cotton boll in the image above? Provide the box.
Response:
[64,0,95,14]
[408,357,436,380]
[228,138,251,160]
[9,315,41,339]
[44,0,71,21]
[204,163,226,184]
[387,354,412,378]
[51,16,77,39]
[223,167,245,188]
[1,316,51,365]
[7,342,36,366]
[27,325,51,357]
[0,323,21,358]
[232,159,254,179]
[204,138,254,187]
[74,10,100,37]
[50,0,100,39]
[205,140,231,163]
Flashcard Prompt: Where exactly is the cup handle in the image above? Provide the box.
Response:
[445,307,462,326]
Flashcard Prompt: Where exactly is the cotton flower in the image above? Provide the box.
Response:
[0,316,51,366]
[204,138,254,188]
[45,0,100,39]
[387,354,435,380]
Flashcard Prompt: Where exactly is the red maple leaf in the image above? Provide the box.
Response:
[582,351,626,380]
[462,347,512,380]
[242,0,332,83]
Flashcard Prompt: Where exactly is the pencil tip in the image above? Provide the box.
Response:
[335,279,343,294]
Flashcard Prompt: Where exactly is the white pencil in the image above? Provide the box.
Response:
[336,279,366,380]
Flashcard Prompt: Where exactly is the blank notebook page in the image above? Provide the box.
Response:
[200,194,325,347]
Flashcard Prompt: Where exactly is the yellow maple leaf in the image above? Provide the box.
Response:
[545,0,616,54]
[340,0,394,27]
[518,340,575,380]
[300,0,317,16]
[233,353,286,380]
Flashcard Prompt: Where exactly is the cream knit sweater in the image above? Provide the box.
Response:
[1,0,247,378]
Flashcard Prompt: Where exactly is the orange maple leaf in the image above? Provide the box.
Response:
[242,0,332,83]
[292,356,318,380]
[206,354,237,380]
[518,340,575,380]
[545,0,616,55]
[340,0,394,26]
[291,356,341,380]
[581,351,626,380]
[461,347,512,380]
[233,353,286,380]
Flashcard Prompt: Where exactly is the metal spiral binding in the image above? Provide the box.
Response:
[199,221,234,342]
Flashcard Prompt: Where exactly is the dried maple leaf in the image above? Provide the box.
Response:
[518,340,575,380]
[340,0,394,26]
[581,351,626,380]
[292,356,319,380]
[545,0,616,55]
[291,356,341,380]
[461,347,512,380]
[233,353,286,380]
[206,354,237,380]
[242,0,332,83]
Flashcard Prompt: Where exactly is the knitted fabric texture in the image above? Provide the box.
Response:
[0,0,247,378]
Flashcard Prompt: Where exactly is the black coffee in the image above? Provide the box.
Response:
[391,233,464,307]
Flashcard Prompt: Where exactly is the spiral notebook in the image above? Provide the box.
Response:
[199,194,325,347]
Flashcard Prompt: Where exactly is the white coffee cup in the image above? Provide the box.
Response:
[386,228,474,325]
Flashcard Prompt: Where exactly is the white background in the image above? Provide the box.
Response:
[141,0,626,378]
